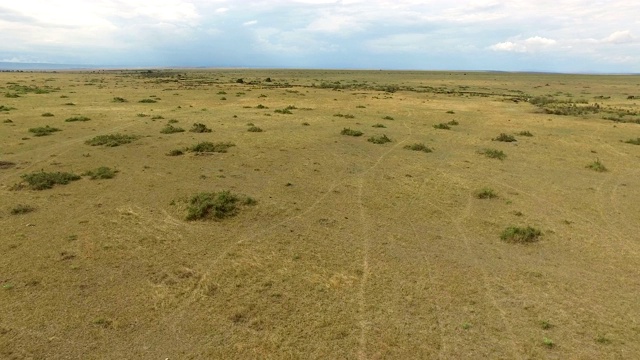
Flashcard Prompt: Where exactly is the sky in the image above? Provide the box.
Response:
[0,0,639,73]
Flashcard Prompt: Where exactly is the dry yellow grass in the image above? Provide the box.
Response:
[1,69,639,359]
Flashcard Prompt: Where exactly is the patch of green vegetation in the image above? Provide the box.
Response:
[7,84,52,94]
[5,93,19,98]
[0,161,16,169]
[624,138,640,145]
[138,98,157,103]
[518,130,533,137]
[188,141,235,153]
[368,134,392,144]
[41,112,54,117]
[256,104,268,109]
[82,166,117,180]
[500,226,542,243]
[493,133,517,142]
[19,171,81,190]
[586,159,607,172]
[112,97,127,103]
[189,123,212,133]
[595,335,612,344]
[28,125,61,136]
[167,149,184,156]
[185,190,256,221]
[479,148,506,160]
[63,102,75,106]
[540,320,553,330]
[275,108,293,114]
[0,105,16,112]
[247,126,263,132]
[447,120,459,126]
[403,143,432,153]
[382,115,394,120]
[340,128,363,137]
[356,105,366,108]
[160,124,185,134]
[446,110,455,114]
[65,116,90,122]
[475,188,498,199]
[10,204,36,215]
[433,123,451,130]
[85,134,139,147]
[334,113,355,119]
[372,123,386,128]
[543,337,554,349]
[152,115,165,120]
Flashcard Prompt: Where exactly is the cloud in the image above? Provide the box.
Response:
[489,41,526,53]
[243,20,258,26]
[489,36,556,53]
[602,30,636,44]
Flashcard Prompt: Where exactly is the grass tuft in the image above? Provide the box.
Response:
[341,128,363,137]
[493,133,517,142]
[518,130,533,137]
[500,226,542,243]
[160,124,185,134]
[19,171,81,190]
[65,116,90,122]
[85,134,139,147]
[10,204,36,215]
[167,149,184,156]
[29,125,61,136]
[475,188,498,199]
[368,134,392,144]
[82,166,117,180]
[112,97,127,103]
[138,98,157,103]
[186,190,255,221]
[433,123,451,130]
[41,112,54,117]
[623,138,640,145]
[188,141,235,153]
[189,123,212,133]
[403,143,432,153]
[479,148,506,160]
[247,126,263,132]
[586,159,607,172]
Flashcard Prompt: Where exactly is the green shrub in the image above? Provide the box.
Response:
[188,141,235,153]
[189,123,212,133]
[500,226,542,243]
[185,190,256,220]
[275,108,293,114]
[29,125,61,136]
[341,128,363,136]
[256,104,268,109]
[446,110,455,114]
[5,93,19,98]
[10,204,35,215]
[112,97,127,103]
[382,115,394,120]
[65,116,91,122]
[493,133,517,142]
[368,134,392,144]
[624,138,640,145]
[160,124,185,134]
[247,126,263,132]
[85,134,139,147]
[41,112,54,117]
[0,105,16,111]
[518,130,533,137]
[19,171,81,190]
[475,188,498,199]
[152,115,165,120]
[167,149,184,156]
[479,148,506,160]
[372,123,386,128]
[447,120,459,126]
[586,159,607,172]
[138,98,157,103]
[83,166,117,179]
[403,143,432,153]
[334,113,355,118]
[433,123,451,130]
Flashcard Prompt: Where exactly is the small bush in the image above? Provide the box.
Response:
[185,190,255,220]
[518,130,533,137]
[341,128,363,137]
[152,115,165,120]
[247,126,263,132]
[624,138,640,145]
[433,123,451,130]
[475,188,498,199]
[160,124,185,134]
[0,105,17,111]
[500,226,542,243]
[5,93,19,98]
[41,112,54,117]
[11,204,35,215]
[19,171,81,190]
[139,98,157,103]
[83,166,117,179]
[493,133,517,142]
[112,97,127,103]
[403,143,432,153]
[188,141,235,153]
[189,123,212,133]
[137,113,149,117]
[368,134,392,144]
[382,116,394,120]
[65,116,90,122]
[447,120,459,126]
[446,110,455,114]
[0,161,16,169]
[302,122,310,126]
[63,102,75,106]
[479,148,506,160]
[29,125,61,136]
[586,159,607,172]
[372,123,386,128]
[334,113,355,118]
[85,134,139,147]
[256,104,268,109]
[167,149,184,156]
[274,108,292,114]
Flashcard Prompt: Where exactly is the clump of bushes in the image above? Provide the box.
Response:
[500,226,542,243]
[403,143,432,153]
[433,123,451,130]
[368,134,392,144]
[189,123,212,133]
[479,148,506,160]
[29,125,61,136]
[160,124,185,134]
[65,116,90,122]
[85,134,139,147]
[341,128,363,137]
[10,204,36,215]
[493,133,517,142]
[185,190,256,220]
[18,171,81,190]
[188,141,235,153]
[82,166,117,179]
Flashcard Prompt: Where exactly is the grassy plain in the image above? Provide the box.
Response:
[1,69,640,359]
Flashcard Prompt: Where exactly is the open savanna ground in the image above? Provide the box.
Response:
[1,69,639,359]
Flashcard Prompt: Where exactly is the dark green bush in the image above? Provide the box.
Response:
[403,143,432,153]
[186,190,256,220]
[83,166,117,179]
[368,134,392,144]
[160,124,185,134]
[85,134,139,147]
[20,171,81,190]
[493,133,517,142]
[500,226,542,243]
[188,141,235,153]
[29,125,61,136]
[65,116,90,122]
[189,123,212,133]
[341,128,363,136]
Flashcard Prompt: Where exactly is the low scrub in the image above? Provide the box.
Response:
[82,166,117,180]
[188,141,235,153]
[493,133,517,142]
[189,123,212,133]
[479,148,506,160]
[167,149,184,156]
[41,112,54,117]
[341,128,363,137]
[447,120,459,126]
[382,116,394,120]
[185,190,256,221]
[433,123,451,130]
[368,134,392,144]
[0,105,16,111]
[29,125,61,137]
[65,116,90,122]
[160,124,185,134]
[475,188,498,199]
[0,161,16,169]
[112,97,127,103]
[586,159,607,172]
[138,98,157,103]
[518,130,533,137]
[372,123,386,128]
[500,226,542,243]
[10,204,36,215]
[624,138,640,145]
[19,171,81,190]
[334,113,355,119]
[85,134,139,147]
[247,126,263,132]
[403,143,432,153]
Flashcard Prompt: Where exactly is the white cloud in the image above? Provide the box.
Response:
[243,20,258,26]
[602,30,636,44]
[489,41,526,53]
